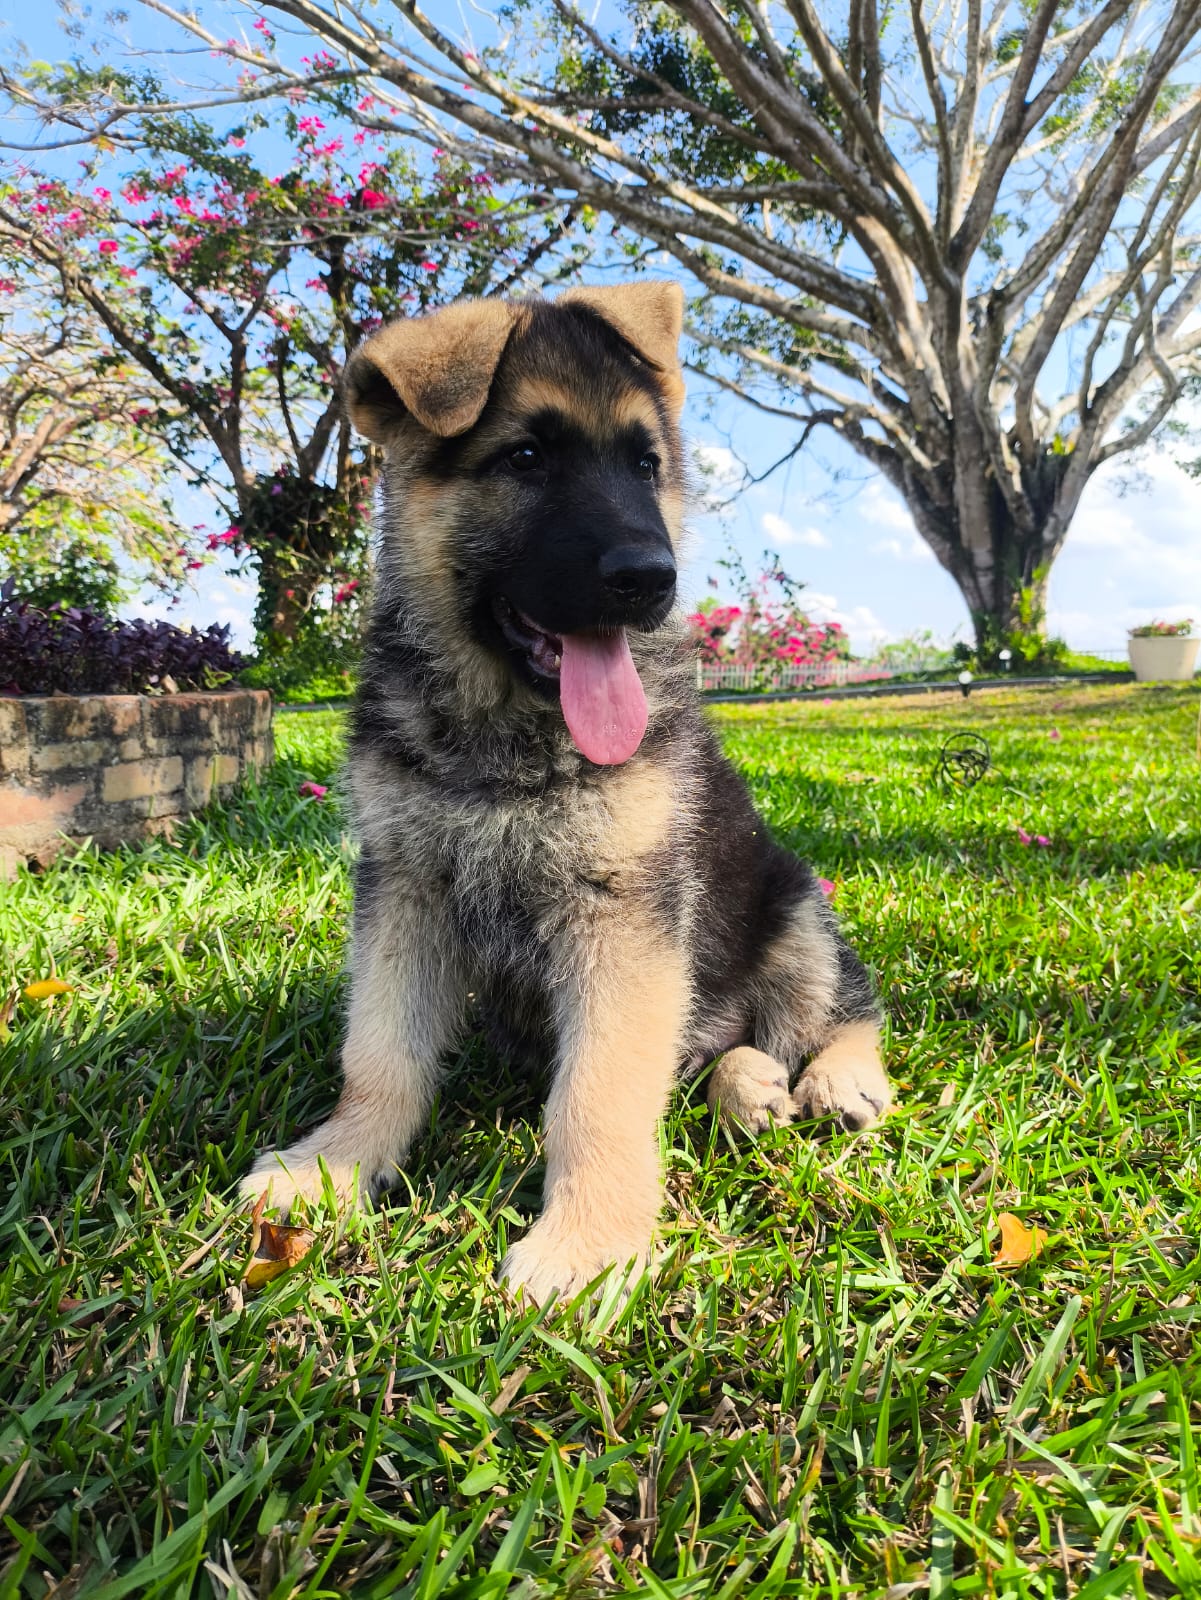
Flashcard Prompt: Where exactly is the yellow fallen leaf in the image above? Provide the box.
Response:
[243,1191,315,1289]
[23,978,74,1001]
[992,1211,1048,1268]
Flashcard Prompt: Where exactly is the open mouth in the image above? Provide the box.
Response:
[494,597,564,680]
[491,595,651,767]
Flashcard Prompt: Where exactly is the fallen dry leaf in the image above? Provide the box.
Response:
[243,1190,315,1289]
[992,1211,1048,1268]
[57,1296,106,1328]
[23,977,74,1001]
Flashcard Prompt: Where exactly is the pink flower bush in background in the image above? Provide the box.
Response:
[687,569,849,670]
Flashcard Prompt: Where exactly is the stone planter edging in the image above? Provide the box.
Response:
[1127,635,1200,682]
[0,688,272,874]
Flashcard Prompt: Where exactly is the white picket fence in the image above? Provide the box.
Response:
[696,655,949,694]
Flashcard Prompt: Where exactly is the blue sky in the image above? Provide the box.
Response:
[7,2,1200,655]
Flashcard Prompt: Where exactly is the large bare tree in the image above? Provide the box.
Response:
[11,1,1201,648]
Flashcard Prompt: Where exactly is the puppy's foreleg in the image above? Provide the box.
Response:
[242,876,465,1213]
[793,1018,890,1131]
[500,925,688,1304]
[756,894,892,1133]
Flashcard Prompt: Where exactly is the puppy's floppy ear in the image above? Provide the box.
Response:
[343,299,517,443]
[560,280,686,413]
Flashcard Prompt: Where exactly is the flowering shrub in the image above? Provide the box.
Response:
[0,580,244,696]
[687,565,849,670]
[1,85,561,656]
[1129,618,1194,637]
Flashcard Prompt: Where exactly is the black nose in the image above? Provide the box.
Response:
[599,544,676,609]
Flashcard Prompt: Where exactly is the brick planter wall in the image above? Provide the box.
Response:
[0,689,272,874]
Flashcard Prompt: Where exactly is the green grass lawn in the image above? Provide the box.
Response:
[2,683,1199,1599]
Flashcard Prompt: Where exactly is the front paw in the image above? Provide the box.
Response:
[793,1058,891,1131]
[707,1046,794,1134]
[499,1221,650,1307]
[239,1143,370,1216]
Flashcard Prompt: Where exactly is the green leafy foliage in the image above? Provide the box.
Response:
[1,685,1198,1593]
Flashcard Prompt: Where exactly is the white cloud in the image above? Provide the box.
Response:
[693,441,740,480]
[762,509,829,548]
[1049,454,1201,646]
[858,480,917,535]
[871,534,935,563]
[691,442,743,509]
[801,589,887,653]
[856,481,935,562]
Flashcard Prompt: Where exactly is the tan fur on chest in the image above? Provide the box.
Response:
[352,749,678,898]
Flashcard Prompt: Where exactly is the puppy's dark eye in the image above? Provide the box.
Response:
[636,452,660,482]
[505,443,543,474]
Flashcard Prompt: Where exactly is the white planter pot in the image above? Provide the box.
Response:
[1127,634,1200,681]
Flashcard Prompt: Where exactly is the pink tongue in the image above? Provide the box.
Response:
[559,630,649,765]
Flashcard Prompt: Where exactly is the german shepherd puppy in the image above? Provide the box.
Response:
[244,282,891,1303]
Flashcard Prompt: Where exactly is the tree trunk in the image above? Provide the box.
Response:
[914,473,1064,659]
[892,419,1074,659]
[253,547,322,647]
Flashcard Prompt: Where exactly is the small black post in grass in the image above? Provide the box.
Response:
[999,648,1012,672]
[958,669,973,699]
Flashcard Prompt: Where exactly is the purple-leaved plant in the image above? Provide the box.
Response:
[0,578,245,696]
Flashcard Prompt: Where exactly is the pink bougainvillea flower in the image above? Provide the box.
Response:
[1016,827,1053,847]
[98,239,119,255]
[421,260,439,271]
[1016,827,1033,845]
[361,188,388,209]
[817,877,836,898]
[299,781,328,801]
[1034,834,1052,847]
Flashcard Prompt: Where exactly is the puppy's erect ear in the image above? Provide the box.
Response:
[344,299,517,443]
[559,281,686,413]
